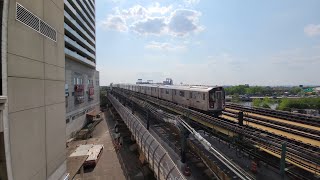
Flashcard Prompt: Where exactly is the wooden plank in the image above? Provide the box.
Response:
[67,155,88,179]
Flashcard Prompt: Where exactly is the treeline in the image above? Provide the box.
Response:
[225,85,272,96]
[277,98,320,111]
[252,97,320,111]
[225,85,302,96]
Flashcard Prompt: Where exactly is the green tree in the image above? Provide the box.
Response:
[231,94,240,102]
[252,99,262,107]
[277,98,320,111]
[100,89,108,107]
[289,87,302,95]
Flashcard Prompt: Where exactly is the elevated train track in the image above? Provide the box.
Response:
[112,91,254,179]
[112,88,320,177]
[226,103,320,127]
[222,110,320,143]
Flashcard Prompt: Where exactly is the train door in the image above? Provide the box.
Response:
[216,91,223,109]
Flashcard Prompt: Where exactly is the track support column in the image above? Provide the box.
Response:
[146,110,150,130]
[280,142,287,176]
[131,102,135,114]
[180,125,190,164]
[238,111,244,126]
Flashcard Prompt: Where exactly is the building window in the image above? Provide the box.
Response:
[66,118,70,124]
[203,93,205,100]
[96,80,99,86]
[189,92,192,99]
[166,89,169,94]
[73,77,76,85]
[78,78,83,84]
[179,91,184,97]
[173,90,176,95]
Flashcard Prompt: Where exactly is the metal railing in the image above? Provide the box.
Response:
[108,94,186,180]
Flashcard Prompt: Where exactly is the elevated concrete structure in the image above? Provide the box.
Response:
[1,0,67,179]
[108,94,185,180]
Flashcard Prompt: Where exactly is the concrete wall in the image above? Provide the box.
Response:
[0,132,7,180]
[6,0,66,179]
[65,58,100,138]
[65,103,100,139]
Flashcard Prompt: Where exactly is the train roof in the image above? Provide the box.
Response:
[118,83,222,92]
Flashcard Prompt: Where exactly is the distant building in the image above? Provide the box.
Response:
[136,79,151,84]
[163,78,173,85]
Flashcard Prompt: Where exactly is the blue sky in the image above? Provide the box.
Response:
[96,0,320,86]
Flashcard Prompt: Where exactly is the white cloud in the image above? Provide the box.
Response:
[100,15,128,32]
[117,5,148,20]
[147,2,172,15]
[167,9,203,36]
[184,0,200,6]
[131,17,167,35]
[145,41,186,51]
[304,24,320,37]
[113,3,171,21]
[100,4,204,37]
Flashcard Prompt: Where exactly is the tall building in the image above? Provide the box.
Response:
[0,0,99,179]
[0,0,67,179]
[64,0,100,138]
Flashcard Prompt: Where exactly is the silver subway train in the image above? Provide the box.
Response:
[114,84,226,116]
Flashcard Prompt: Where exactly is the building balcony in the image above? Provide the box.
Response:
[64,0,95,38]
[69,0,95,29]
[64,11,95,45]
[64,23,95,53]
[85,0,95,14]
[78,0,95,21]
[64,35,95,60]
[65,48,96,68]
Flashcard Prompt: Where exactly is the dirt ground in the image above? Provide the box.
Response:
[68,113,126,180]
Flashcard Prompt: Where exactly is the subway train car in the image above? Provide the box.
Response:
[113,84,225,115]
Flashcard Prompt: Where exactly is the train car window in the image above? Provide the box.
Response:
[203,93,205,100]
[189,92,192,98]
[179,91,185,97]
[166,89,169,94]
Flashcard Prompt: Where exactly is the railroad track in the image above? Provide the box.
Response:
[226,103,320,127]
[222,110,320,141]
[112,88,320,176]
